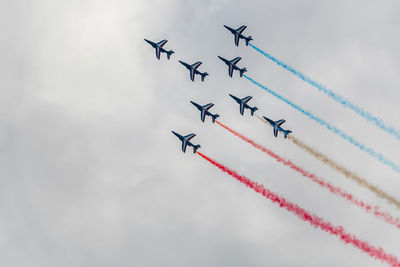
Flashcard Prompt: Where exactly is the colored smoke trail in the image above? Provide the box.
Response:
[289,134,400,211]
[243,74,400,174]
[216,120,400,228]
[256,115,400,210]
[249,43,400,141]
[196,151,400,267]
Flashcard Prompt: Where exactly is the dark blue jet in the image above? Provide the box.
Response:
[144,39,174,60]
[179,60,209,82]
[229,94,258,116]
[218,56,247,77]
[224,25,253,46]
[172,131,201,153]
[190,101,219,123]
[263,116,292,138]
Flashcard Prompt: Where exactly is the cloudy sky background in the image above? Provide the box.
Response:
[1,0,400,266]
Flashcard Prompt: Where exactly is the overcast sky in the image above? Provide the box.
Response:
[1,0,400,266]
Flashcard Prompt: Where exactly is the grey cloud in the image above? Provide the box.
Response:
[1,0,399,266]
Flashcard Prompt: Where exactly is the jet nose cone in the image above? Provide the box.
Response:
[190,101,196,105]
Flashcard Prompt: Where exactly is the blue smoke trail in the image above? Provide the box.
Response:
[249,43,400,141]
[243,74,400,174]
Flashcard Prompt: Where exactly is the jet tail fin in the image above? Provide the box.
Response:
[245,36,253,46]
[166,50,174,60]
[250,106,258,116]
[239,67,247,77]
[211,114,220,123]
[200,72,209,82]
[193,144,201,153]
[284,130,292,139]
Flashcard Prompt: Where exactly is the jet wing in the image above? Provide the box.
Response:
[234,33,240,46]
[155,47,161,59]
[236,25,247,33]
[228,65,234,77]
[191,62,202,70]
[240,103,245,115]
[241,96,252,103]
[190,69,195,81]
[157,40,168,47]
[200,110,206,122]
[275,119,285,127]
[230,57,241,65]
[184,133,196,141]
[182,140,188,153]
[273,125,279,137]
[203,103,214,111]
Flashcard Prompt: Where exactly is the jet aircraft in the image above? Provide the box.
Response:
[262,116,292,138]
[144,39,174,60]
[224,25,253,46]
[172,131,201,153]
[179,60,209,81]
[218,56,247,77]
[229,94,258,116]
[190,101,219,123]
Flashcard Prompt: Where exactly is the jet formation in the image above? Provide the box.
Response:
[144,39,174,60]
[179,61,209,82]
[146,25,293,152]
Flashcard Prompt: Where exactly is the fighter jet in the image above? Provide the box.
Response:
[229,94,258,116]
[218,56,247,78]
[224,25,253,46]
[179,60,209,82]
[172,131,201,153]
[190,101,219,123]
[144,39,174,60]
[263,116,292,138]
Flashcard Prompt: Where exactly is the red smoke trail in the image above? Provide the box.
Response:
[215,120,400,229]
[196,151,400,267]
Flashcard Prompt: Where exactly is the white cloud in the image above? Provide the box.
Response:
[1,0,400,266]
